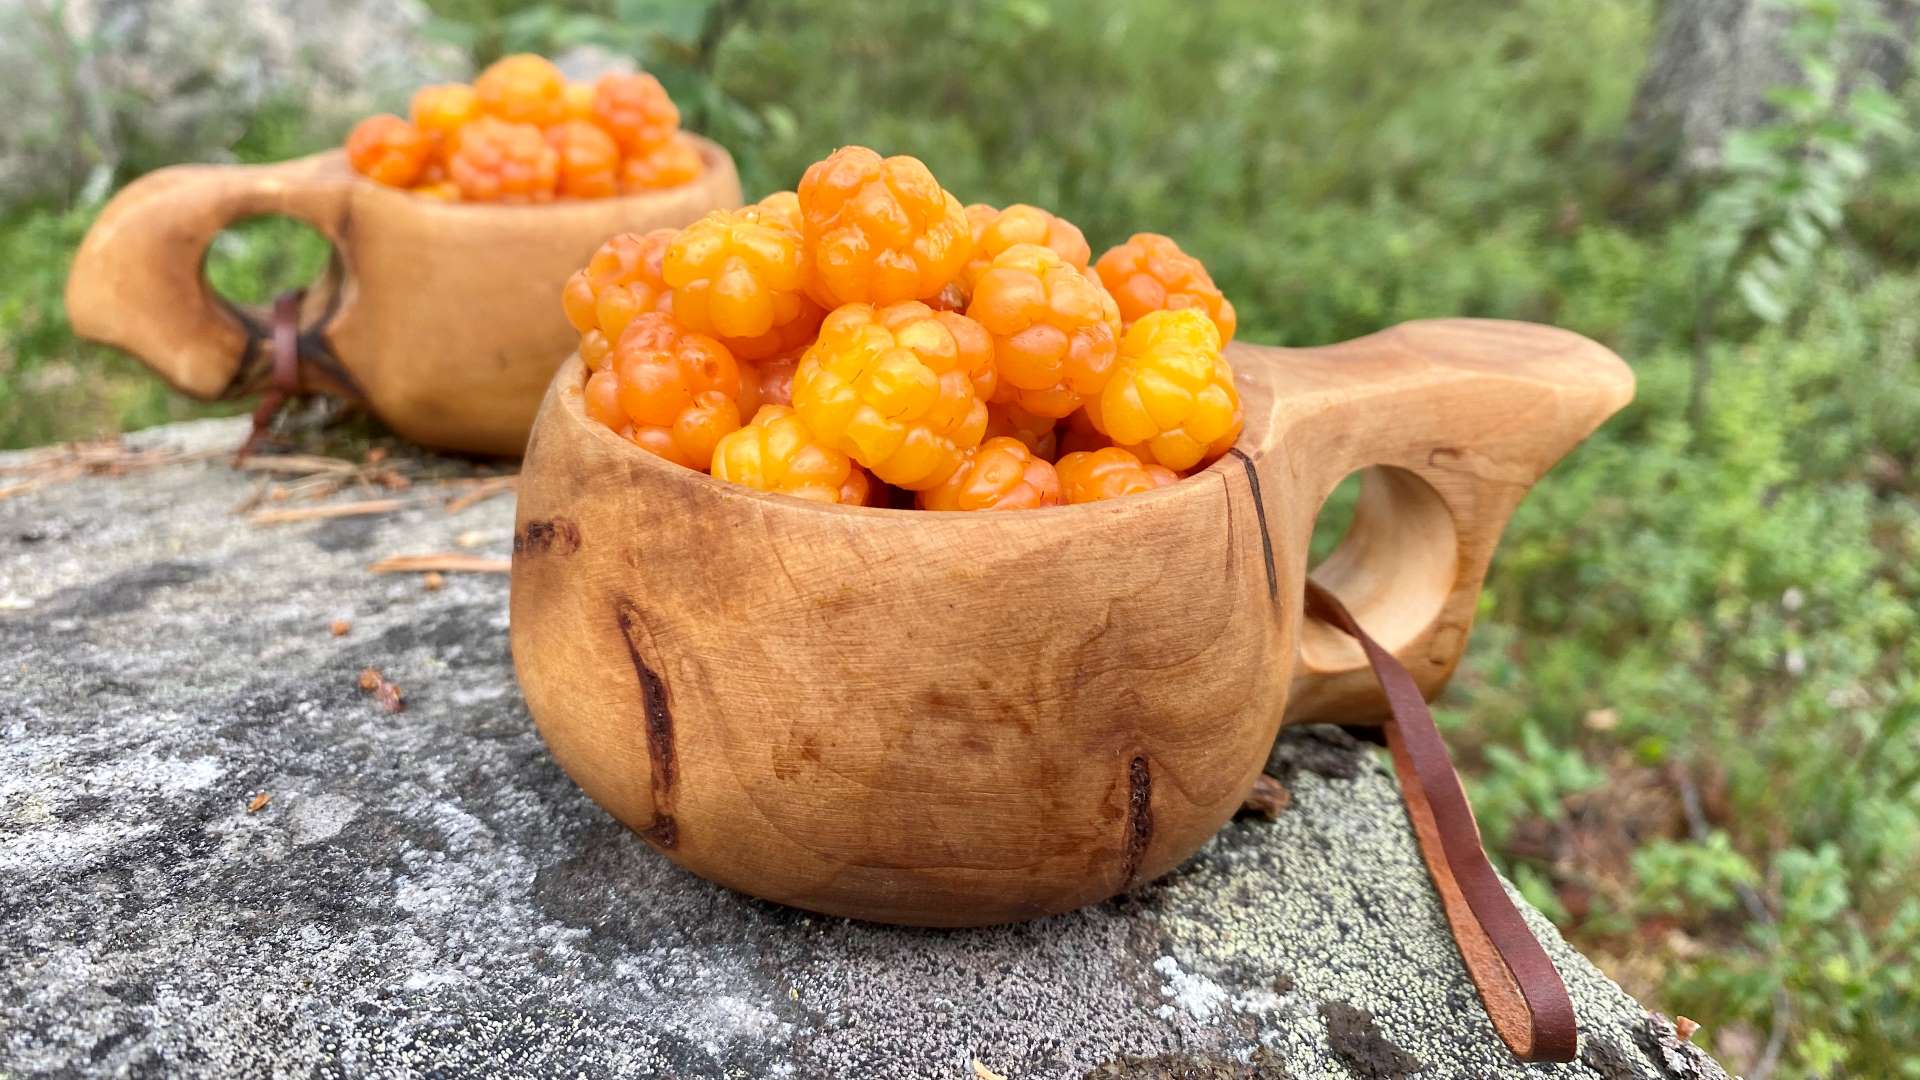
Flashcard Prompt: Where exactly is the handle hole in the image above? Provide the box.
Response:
[1300,466,1459,672]
[203,215,336,310]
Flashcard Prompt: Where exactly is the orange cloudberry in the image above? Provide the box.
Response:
[664,208,820,360]
[409,84,480,150]
[448,117,558,203]
[739,351,802,416]
[798,146,973,308]
[547,120,621,199]
[1056,446,1180,504]
[712,405,878,505]
[415,181,462,202]
[966,243,1121,418]
[591,71,680,154]
[562,229,676,342]
[346,115,431,188]
[620,134,703,192]
[594,313,744,470]
[917,437,1063,511]
[958,203,1091,296]
[983,402,1059,461]
[1087,308,1242,471]
[1094,233,1237,343]
[563,81,595,122]
[475,54,568,128]
[753,191,803,234]
[792,301,993,489]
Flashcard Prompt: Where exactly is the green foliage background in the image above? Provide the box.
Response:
[4,1,1918,1074]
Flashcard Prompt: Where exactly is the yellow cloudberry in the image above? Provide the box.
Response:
[966,243,1121,419]
[664,208,820,361]
[409,85,481,152]
[792,301,993,489]
[712,405,877,505]
[1087,308,1242,471]
[1094,233,1237,342]
[916,437,1063,511]
[475,54,568,127]
[798,146,972,308]
[1056,446,1180,504]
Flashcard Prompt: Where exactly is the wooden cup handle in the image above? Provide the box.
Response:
[1235,318,1634,724]
[65,151,356,400]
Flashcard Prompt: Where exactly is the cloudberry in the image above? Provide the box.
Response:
[449,118,558,203]
[562,229,675,342]
[1057,408,1109,457]
[409,84,480,150]
[1094,233,1237,343]
[475,54,568,128]
[602,313,743,470]
[664,208,819,360]
[548,120,621,199]
[983,402,1058,461]
[739,351,802,416]
[792,301,993,490]
[917,437,1063,511]
[620,134,703,192]
[1056,446,1179,504]
[415,180,462,202]
[959,203,1091,295]
[346,115,431,188]
[580,330,612,371]
[753,191,803,235]
[798,146,972,307]
[966,243,1121,418]
[591,71,680,154]
[712,405,877,505]
[563,81,595,122]
[1087,308,1242,471]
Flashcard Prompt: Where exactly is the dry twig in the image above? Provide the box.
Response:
[248,499,411,525]
[368,554,511,575]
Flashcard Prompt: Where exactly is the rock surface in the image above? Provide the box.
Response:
[0,418,1730,1079]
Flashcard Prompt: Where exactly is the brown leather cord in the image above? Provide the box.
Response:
[235,290,307,463]
[1305,580,1579,1062]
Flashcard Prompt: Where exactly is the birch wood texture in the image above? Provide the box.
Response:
[65,141,743,457]
[508,317,1635,926]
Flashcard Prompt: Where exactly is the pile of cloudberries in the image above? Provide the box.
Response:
[566,145,1241,509]
[345,55,702,202]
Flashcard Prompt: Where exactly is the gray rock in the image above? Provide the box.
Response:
[0,0,466,206]
[0,418,1730,1079]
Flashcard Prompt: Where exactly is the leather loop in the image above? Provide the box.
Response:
[1304,580,1579,1062]
[235,290,307,462]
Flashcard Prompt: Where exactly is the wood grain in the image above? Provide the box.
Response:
[65,141,743,457]
[508,317,1634,925]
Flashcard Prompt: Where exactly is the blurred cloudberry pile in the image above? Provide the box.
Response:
[344,55,703,203]
[567,145,1242,509]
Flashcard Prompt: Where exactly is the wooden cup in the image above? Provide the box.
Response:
[65,140,743,456]
[508,318,1634,926]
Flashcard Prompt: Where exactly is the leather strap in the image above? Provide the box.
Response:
[235,290,307,462]
[1305,580,1579,1062]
